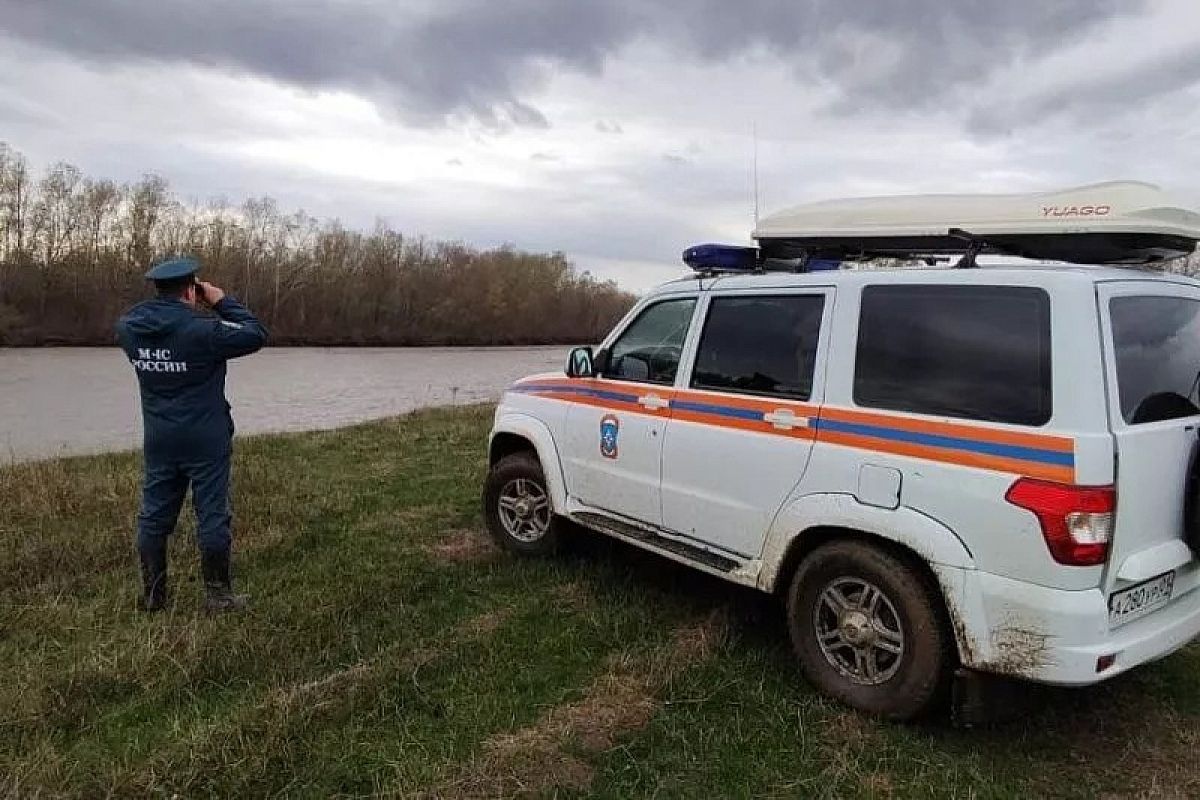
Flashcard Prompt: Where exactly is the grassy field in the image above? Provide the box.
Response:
[3,406,1200,798]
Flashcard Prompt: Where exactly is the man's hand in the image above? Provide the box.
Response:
[197,281,226,306]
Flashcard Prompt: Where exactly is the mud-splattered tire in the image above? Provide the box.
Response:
[483,452,563,556]
[786,540,951,720]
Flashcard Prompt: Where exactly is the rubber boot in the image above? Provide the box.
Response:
[200,549,249,613]
[138,536,169,612]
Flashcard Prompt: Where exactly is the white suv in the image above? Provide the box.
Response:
[482,183,1200,719]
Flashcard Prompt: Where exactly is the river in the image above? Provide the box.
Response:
[0,346,567,462]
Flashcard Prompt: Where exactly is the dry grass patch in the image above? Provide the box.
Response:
[461,610,510,638]
[431,608,730,798]
[426,528,499,564]
[861,771,896,798]
[355,506,456,535]
[104,606,521,795]
[267,607,515,716]
[548,581,591,610]
[234,522,292,554]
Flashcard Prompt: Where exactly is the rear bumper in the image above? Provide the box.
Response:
[951,567,1200,685]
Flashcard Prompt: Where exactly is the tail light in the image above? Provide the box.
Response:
[1005,478,1116,566]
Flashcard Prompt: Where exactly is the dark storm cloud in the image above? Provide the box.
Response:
[0,0,1145,128]
[666,0,1145,109]
[0,0,628,128]
[968,48,1200,135]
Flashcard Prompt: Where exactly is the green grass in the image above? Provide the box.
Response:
[3,405,1200,798]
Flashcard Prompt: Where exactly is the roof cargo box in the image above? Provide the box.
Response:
[753,181,1200,264]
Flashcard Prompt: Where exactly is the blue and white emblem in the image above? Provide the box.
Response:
[600,414,620,459]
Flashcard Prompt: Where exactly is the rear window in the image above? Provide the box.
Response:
[1110,295,1200,424]
[854,285,1052,426]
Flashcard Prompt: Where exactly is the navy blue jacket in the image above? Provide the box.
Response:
[116,296,268,460]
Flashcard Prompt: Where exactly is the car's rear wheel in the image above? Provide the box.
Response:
[483,452,562,555]
[786,539,951,720]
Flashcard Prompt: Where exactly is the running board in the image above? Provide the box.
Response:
[573,512,740,572]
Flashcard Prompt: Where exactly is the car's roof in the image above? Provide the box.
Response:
[650,263,1200,296]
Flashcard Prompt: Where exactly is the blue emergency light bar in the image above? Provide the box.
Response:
[683,243,843,274]
[682,244,759,272]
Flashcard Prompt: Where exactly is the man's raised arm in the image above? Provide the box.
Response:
[200,282,268,359]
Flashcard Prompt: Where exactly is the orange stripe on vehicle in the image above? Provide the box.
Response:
[508,381,1075,481]
[816,429,1075,483]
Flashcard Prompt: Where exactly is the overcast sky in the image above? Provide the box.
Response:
[3,0,1200,290]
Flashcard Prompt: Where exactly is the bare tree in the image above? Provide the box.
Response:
[32,162,84,267]
[125,174,169,268]
[0,142,636,347]
[0,145,34,262]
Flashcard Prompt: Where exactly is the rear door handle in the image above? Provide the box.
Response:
[638,393,671,411]
[763,409,809,430]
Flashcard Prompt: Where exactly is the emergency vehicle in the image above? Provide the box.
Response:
[483,181,1200,719]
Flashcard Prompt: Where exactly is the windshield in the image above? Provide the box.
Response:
[1110,295,1200,424]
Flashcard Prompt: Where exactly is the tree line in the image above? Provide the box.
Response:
[0,143,636,346]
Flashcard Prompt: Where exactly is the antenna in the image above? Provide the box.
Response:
[752,123,760,228]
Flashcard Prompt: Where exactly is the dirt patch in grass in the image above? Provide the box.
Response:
[425,528,499,564]
[432,608,730,797]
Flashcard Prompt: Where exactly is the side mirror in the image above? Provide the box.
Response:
[566,346,594,378]
[593,348,609,376]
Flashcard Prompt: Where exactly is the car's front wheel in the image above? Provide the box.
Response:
[786,539,952,720]
[483,452,563,556]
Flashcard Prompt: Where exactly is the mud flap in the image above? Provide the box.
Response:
[950,668,1033,728]
[1184,434,1200,556]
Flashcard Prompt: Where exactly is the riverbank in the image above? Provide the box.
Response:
[3,406,1200,797]
[0,345,563,462]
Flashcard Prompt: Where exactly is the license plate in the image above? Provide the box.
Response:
[1108,571,1175,627]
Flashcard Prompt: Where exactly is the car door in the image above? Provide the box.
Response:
[1098,282,1200,611]
[560,295,699,526]
[659,288,832,558]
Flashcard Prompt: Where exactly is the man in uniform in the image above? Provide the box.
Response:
[116,257,268,612]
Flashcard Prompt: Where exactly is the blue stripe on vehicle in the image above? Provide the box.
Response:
[811,417,1074,467]
[511,384,641,404]
[591,389,641,403]
[669,399,768,422]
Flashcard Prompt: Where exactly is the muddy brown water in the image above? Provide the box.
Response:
[1,346,566,463]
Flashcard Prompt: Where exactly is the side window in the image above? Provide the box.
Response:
[691,294,825,400]
[604,297,696,385]
[854,285,1052,426]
